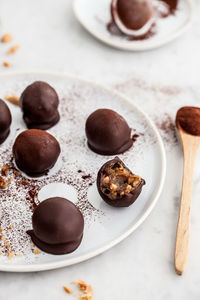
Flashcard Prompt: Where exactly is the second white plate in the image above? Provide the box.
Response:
[73,0,194,51]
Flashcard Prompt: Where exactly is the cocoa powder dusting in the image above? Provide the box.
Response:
[155,114,177,145]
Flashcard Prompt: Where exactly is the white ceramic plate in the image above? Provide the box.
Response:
[73,0,194,51]
[0,72,166,272]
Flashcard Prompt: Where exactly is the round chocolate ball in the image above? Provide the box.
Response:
[20,81,60,130]
[97,157,145,207]
[85,109,133,155]
[0,99,12,144]
[111,0,154,34]
[13,129,60,177]
[27,197,84,255]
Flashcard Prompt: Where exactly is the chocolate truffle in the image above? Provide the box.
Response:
[176,107,200,136]
[13,129,60,177]
[0,99,12,144]
[97,157,145,207]
[111,0,154,36]
[85,109,133,155]
[20,81,60,130]
[27,197,84,255]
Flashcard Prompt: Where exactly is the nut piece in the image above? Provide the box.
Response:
[1,33,13,43]
[75,280,87,291]
[5,241,10,249]
[21,179,29,185]
[0,176,7,189]
[1,165,9,176]
[63,286,72,294]
[13,169,20,175]
[3,61,11,67]
[103,176,110,184]
[7,44,20,54]
[33,249,40,255]
[8,251,14,259]
[4,94,20,106]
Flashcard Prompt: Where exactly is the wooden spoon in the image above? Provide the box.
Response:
[175,107,200,275]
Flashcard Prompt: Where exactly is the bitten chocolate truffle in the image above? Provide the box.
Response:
[97,157,145,207]
[111,0,154,36]
[85,109,133,155]
[13,129,60,177]
[0,99,12,144]
[27,197,84,255]
[20,81,60,130]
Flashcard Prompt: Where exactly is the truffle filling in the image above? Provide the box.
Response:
[101,161,142,200]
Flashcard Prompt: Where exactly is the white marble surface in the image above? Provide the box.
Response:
[0,0,200,299]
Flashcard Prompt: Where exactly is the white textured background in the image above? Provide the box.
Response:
[0,0,200,299]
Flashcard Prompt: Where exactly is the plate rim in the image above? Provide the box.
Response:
[0,71,166,272]
[73,0,195,51]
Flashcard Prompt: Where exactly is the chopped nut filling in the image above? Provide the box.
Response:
[101,161,141,200]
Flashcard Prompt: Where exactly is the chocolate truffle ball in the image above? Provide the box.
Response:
[97,157,145,207]
[13,129,60,177]
[111,0,154,36]
[27,197,84,255]
[85,109,133,155]
[0,99,12,144]
[20,81,60,130]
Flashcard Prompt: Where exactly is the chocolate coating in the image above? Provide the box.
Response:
[20,81,60,130]
[86,109,133,155]
[13,129,60,177]
[27,197,84,255]
[112,0,153,31]
[176,107,200,136]
[97,157,145,207]
[0,99,12,144]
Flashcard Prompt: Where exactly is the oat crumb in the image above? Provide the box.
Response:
[63,286,72,294]
[4,94,20,106]
[0,228,2,233]
[0,235,5,240]
[8,177,13,183]
[34,249,40,255]
[8,224,13,229]
[1,33,13,43]
[7,44,20,54]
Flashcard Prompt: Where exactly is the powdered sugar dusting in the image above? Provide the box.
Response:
[0,74,163,266]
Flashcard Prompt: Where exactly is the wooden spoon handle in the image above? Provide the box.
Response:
[175,144,198,275]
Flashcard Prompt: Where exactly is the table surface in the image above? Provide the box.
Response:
[0,0,200,299]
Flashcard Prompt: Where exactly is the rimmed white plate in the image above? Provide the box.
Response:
[73,0,194,51]
[0,71,166,272]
